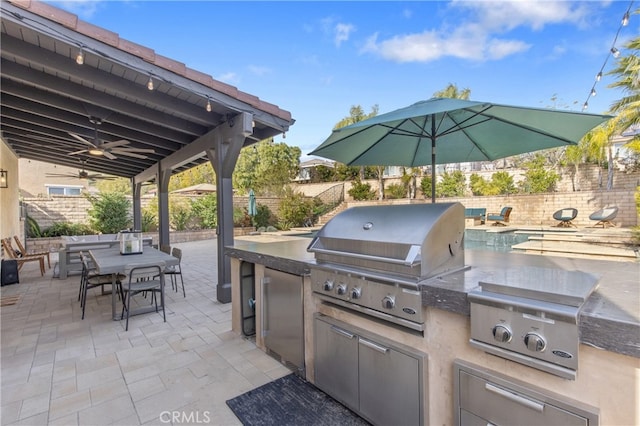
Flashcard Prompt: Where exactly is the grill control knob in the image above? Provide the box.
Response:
[524,332,546,352]
[336,284,347,295]
[351,287,362,299]
[382,295,395,310]
[323,279,334,292]
[492,324,512,343]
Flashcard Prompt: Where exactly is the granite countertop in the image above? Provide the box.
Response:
[226,235,640,359]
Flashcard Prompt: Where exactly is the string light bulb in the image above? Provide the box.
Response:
[595,72,602,81]
[147,76,154,91]
[611,47,620,58]
[622,11,630,26]
[582,101,588,111]
[76,48,84,65]
[205,97,212,112]
[590,88,597,97]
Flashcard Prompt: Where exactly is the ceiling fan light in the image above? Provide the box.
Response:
[88,148,104,156]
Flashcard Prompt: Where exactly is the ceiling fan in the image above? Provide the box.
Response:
[68,116,155,160]
[45,160,117,180]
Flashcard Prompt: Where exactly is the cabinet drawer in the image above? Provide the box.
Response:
[460,370,587,425]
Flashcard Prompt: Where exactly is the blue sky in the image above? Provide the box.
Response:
[48,1,636,161]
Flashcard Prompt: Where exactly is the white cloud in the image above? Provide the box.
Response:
[217,72,239,85]
[361,25,530,63]
[334,23,355,47]
[362,0,591,63]
[247,65,271,76]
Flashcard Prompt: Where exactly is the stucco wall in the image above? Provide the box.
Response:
[1,139,22,242]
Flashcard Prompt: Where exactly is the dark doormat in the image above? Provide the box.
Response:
[226,373,370,426]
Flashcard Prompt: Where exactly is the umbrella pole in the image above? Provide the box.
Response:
[431,116,436,203]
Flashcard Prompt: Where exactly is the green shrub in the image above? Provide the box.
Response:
[385,183,407,199]
[234,207,252,227]
[253,204,277,229]
[141,210,157,232]
[420,175,433,198]
[191,194,217,229]
[519,154,560,193]
[170,197,192,231]
[438,171,466,197]
[42,222,94,237]
[86,192,131,234]
[25,216,42,238]
[348,180,376,201]
[278,188,317,227]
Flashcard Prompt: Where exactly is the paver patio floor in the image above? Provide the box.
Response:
[1,239,290,425]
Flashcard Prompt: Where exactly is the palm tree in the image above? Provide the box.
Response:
[432,83,471,100]
[607,29,639,145]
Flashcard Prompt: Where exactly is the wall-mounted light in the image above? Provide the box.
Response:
[0,169,8,188]
[76,48,84,65]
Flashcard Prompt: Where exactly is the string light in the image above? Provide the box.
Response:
[147,75,154,91]
[622,11,630,26]
[206,97,212,112]
[581,1,634,111]
[75,48,84,65]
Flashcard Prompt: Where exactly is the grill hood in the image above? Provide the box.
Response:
[308,203,465,280]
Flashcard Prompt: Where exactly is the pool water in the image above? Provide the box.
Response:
[464,229,530,253]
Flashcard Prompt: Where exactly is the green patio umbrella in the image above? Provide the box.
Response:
[310,98,612,202]
[248,189,257,218]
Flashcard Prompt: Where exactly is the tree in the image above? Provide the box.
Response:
[333,105,380,186]
[169,163,216,192]
[233,139,301,196]
[432,83,471,100]
[333,105,379,129]
[95,177,132,195]
[607,28,640,136]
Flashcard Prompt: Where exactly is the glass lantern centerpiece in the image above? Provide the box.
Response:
[119,230,143,255]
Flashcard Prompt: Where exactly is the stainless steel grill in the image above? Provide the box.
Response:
[468,266,600,380]
[308,203,465,331]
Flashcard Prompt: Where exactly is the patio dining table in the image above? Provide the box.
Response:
[89,246,179,320]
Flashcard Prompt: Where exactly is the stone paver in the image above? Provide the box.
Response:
[1,239,290,425]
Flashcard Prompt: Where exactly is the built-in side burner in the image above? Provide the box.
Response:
[468,266,600,380]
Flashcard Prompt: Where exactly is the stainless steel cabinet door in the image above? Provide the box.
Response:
[358,337,421,426]
[263,268,304,371]
[314,318,359,411]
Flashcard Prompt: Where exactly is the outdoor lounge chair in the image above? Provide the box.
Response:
[553,208,578,228]
[487,207,512,226]
[13,235,51,269]
[589,206,618,228]
[1,238,45,276]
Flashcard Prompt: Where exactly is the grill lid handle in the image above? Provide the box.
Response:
[308,245,422,267]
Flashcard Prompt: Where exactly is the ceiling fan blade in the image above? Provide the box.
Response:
[114,147,156,153]
[68,149,89,155]
[45,173,76,178]
[103,151,118,160]
[113,151,148,159]
[68,132,97,147]
[102,140,130,148]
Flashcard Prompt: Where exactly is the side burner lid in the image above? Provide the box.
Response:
[478,266,600,307]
